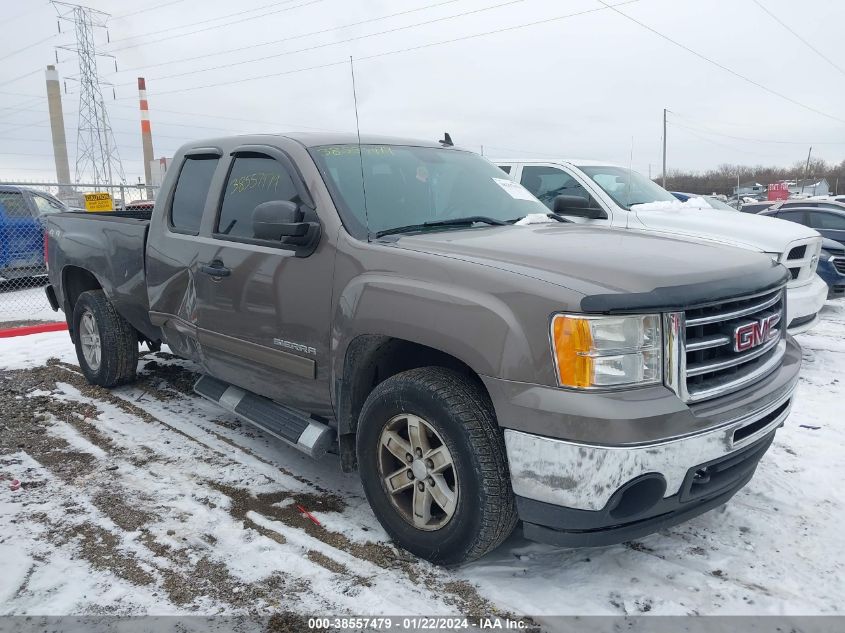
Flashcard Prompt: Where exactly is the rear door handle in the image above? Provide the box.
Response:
[200,261,231,277]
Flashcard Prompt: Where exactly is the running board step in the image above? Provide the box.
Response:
[193,375,333,459]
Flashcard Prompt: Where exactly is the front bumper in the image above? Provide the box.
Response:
[484,336,800,547]
[817,259,845,299]
[786,274,827,333]
[517,430,775,547]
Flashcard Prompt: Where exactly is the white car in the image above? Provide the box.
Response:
[497,159,827,334]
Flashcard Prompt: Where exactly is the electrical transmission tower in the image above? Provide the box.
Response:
[53,1,125,186]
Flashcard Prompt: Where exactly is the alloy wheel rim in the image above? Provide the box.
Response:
[79,310,101,371]
[377,413,458,531]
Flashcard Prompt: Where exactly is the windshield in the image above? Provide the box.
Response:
[703,196,735,211]
[578,165,678,209]
[310,144,549,237]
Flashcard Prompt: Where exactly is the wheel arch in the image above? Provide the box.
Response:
[334,334,494,472]
[61,265,103,339]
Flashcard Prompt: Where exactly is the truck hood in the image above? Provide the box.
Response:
[391,224,787,311]
[630,205,820,253]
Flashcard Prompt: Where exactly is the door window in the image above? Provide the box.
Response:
[170,156,219,233]
[498,165,512,174]
[520,166,592,209]
[809,211,845,230]
[216,155,299,239]
[0,192,30,218]
[777,210,808,225]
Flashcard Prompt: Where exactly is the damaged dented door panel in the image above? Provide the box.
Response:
[192,144,334,417]
[146,148,224,362]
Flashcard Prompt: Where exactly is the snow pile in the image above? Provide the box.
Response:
[631,197,710,212]
[515,214,555,225]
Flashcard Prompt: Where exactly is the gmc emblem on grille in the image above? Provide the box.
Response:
[733,313,780,352]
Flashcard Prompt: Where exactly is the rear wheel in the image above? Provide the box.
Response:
[73,290,138,387]
[357,367,517,565]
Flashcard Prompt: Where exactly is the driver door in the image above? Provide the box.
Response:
[193,147,333,416]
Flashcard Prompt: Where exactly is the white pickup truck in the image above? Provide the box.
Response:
[497,159,827,333]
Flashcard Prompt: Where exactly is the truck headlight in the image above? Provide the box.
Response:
[551,314,662,388]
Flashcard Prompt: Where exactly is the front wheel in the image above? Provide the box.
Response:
[73,289,139,387]
[356,367,517,565]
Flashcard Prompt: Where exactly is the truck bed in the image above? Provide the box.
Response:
[46,212,159,341]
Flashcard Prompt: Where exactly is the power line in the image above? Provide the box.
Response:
[0,33,56,63]
[669,111,845,145]
[0,68,44,89]
[668,121,768,157]
[750,0,845,78]
[109,0,188,21]
[5,3,49,26]
[109,103,343,132]
[0,90,45,99]
[142,0,645,97]
[595,0,845,125]
[111,0,465,75]
[114,0,531,87]
[106,0,325,52]
[0,97,46,116]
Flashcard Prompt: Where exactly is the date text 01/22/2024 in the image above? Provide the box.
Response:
[306,617,531,630]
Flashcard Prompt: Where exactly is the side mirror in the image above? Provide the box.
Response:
[252,200,308,240]
[553,195,607,219]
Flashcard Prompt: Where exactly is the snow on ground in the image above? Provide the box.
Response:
[0,279,64,325]
[0,302,844,624]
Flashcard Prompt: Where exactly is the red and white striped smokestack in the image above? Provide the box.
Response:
[138,77,155,197]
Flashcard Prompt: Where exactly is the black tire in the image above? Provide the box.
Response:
[356,367,517,565]
[72,289,139,387]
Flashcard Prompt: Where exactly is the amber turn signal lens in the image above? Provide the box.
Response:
[552,315,594,388]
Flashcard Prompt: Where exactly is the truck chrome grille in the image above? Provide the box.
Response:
[833,257,845,274]
[664,287,787,403]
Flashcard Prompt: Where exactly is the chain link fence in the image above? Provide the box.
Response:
[0,181,159,326]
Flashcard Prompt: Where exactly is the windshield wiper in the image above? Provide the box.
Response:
[509,212,572,224]
[374,216,507,238]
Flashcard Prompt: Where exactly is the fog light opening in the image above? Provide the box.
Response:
[607,473,667,520]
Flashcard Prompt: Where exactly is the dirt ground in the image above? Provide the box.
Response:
[1,304,844,626]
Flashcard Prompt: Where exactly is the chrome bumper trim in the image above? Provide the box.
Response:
[504,386,793,511]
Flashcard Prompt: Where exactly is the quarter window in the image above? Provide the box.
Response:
[170,156,219,233]
[520,166,592,209]
[0,192,30,218]
[217,155,299,239]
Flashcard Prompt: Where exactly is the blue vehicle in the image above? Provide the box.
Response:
[817,237,845,299]
[0,185,68,282]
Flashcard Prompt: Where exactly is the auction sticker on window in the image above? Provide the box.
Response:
[83,192,114,212]
[492,177,536,201]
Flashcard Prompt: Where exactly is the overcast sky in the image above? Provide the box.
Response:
[1,0,844,185]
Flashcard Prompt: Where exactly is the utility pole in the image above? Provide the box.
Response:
[737,173,741,210]
[801,146,812,196]
[53,1,125,187]
[662,108,667,189]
